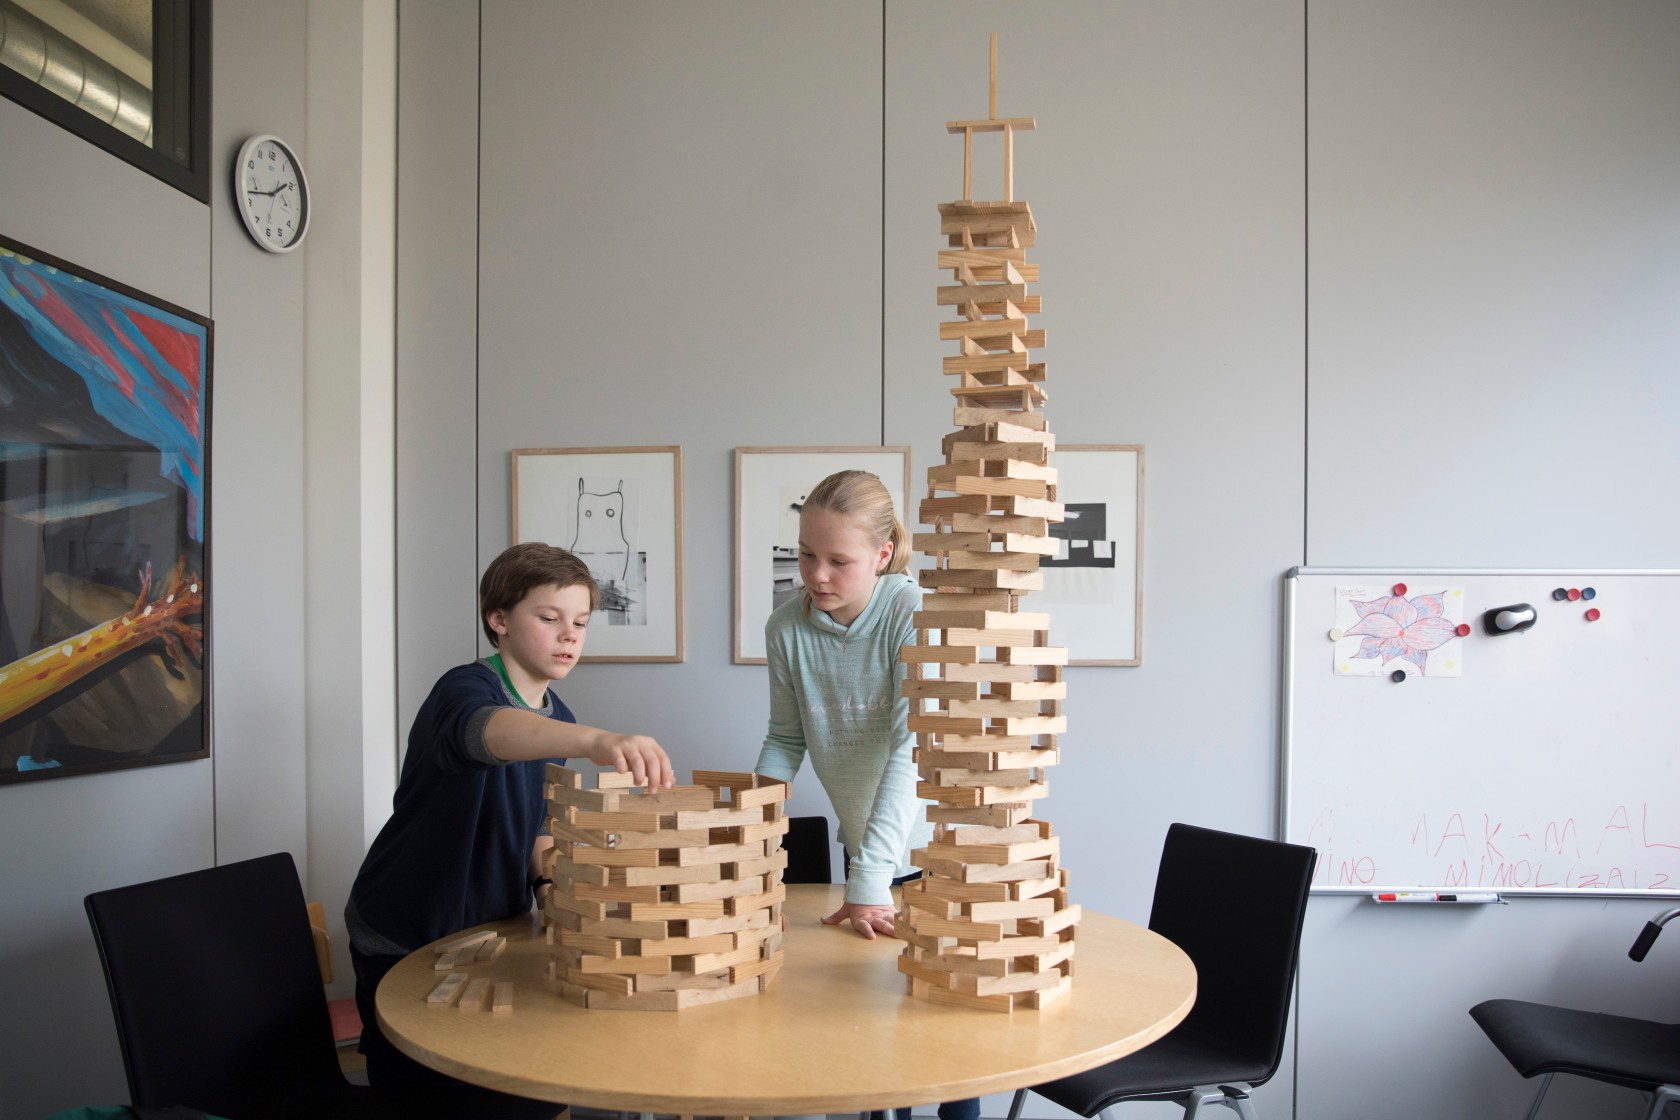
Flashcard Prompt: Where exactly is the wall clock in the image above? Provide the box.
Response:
[234,134,311,253]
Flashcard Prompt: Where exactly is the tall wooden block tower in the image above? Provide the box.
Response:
[895,37,1081,1013]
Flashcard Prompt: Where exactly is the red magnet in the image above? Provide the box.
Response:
[1585,608,1601,622]
[1456,623,1471,637]
[1393,583,1408,596]
[1567,588,1581,601]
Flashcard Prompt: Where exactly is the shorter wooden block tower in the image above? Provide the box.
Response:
[542,766,789,1011]
[895,35,1081,1013]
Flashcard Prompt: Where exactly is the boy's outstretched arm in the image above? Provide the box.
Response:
[484,709,674,787]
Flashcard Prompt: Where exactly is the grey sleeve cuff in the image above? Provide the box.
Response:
[464,706,507,766]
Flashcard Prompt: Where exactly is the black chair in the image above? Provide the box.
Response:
[783,815,834,884]
[85,852,560,1120]
[1007,823,1317,1120]
[1470,907,1680,1120]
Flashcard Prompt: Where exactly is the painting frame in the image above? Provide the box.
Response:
[1042,444,1144,667]
[511,446,684,663]
[733,446,912,664]
[0,234,214,784]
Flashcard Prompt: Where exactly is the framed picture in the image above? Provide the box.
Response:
[0,235,213,784]
[512,447,683,663]
[734,446,912,664]
[1042,445,1144,666]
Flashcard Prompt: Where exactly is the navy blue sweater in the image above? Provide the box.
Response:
[346,660,572,957]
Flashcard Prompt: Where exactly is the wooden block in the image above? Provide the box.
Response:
[925,982,1016,1014]
[434,929,495,956]
[627,900,727,921]
[914,608,1051,631]
[584,988,679,1011]
[972,933,1063,959]
[733,816,791,845]
[569,845,660,868]
[594,770,645,790]
[974,969,1067,997]
[944,822,1046,846]
[569,809,666,832]
[637,932,736,956]
[547,894,610,922]
[1000,646,1069,667]
[909,914,1005,942]
[672,978,764,1009]
[556,930,624,957]
[475,935,508,962]
[689,943,766,973]
[684,908,774,937]
[1026,975,1073,1009]
[546,764,584,789]
[562,969,636,997]
[729,950,783,985]
[936,282,1027,307]
[492,981,513,1014]
[575,953,675,975]
[675,805,765,829]
[671,873,767,904]
[917,876,1012,903]
[547,855,610,886]
[618,863,724,888]
[459,976,491,1011]
[927,803,1030,827]
[726,882,786,916]
[1020,904,1083,938]
[637,967,732,992]
[952,406,1047,430]
[547,786,619,813]
[919,568,1043,591]
[433,949,465,971]
[574,916,670,939]
[900,643,980,665]
[616,786,719,812]
[730,846,789,879]
[427,972,470,1005]
[573,882,662,904]
[691,769,757,794]
[967,897,1057,922]
[734,783,788,810]
[940,663,1036,683]
[673,839,768,867]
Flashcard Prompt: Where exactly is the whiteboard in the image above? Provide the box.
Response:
[1281,568,1680,896]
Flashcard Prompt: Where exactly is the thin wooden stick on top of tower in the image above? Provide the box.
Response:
[947,33,1035,203]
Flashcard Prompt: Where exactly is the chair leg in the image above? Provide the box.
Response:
[1006,1090,1027,1120]
[1642,1083,1680,1120]
[1179,1088,1224,1119]
[1520,1072,1554,1120]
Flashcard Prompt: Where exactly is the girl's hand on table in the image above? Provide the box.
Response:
[822,901,898,940]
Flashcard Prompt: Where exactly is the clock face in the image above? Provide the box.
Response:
[236,136,309,253]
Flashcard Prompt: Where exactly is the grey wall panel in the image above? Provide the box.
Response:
[1307,0,1680,567]
[474,0,882,791]
[209,0,310,869]
[1301,2,1680,1117]
[0,98,216,1120]
[396,0,483,755]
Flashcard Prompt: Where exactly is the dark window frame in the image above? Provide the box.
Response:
[0,1,211,203]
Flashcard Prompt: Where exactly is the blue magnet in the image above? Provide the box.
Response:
[1582,587,1596,600]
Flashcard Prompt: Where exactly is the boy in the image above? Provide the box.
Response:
[345,542,672,1085]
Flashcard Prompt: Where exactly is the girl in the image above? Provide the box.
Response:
[755,470,978,1120]
[755,469,927,937]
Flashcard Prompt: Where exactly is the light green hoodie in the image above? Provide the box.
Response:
[755,573,933,905]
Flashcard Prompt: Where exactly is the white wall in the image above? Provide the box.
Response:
[0,1,393,1114]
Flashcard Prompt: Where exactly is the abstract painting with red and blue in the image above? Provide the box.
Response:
[0,234,211,784]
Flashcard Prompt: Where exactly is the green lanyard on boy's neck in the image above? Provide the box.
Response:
[486,652,539,709]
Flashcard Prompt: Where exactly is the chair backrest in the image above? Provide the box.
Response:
[1148,823,1317,1082]
[85,852,345,1110]
[783,815,834,884]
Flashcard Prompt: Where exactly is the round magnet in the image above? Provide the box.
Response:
[1567,588,1581,601]
[1582,587,1596,600]
[1585,608,1601,622]
[1329,627,1345,641]
[1390,668,1407,682]
[1552,588,1569,601]
[1393,583,1408,596]
[1456,623,1471,637]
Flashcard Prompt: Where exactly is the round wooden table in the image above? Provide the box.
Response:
[378,883,1195,1114]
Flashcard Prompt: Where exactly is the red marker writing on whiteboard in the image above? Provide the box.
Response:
[1373,892,1502,904]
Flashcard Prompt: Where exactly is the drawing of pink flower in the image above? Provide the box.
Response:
[1344,591,1461,674]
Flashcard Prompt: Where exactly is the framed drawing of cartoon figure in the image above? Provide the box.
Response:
[511,446,683,663]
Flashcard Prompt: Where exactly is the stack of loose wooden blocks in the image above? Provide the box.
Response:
[894,76,1081,1013]
[542,766,788,1011]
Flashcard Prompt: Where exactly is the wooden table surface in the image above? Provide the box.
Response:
[378,883,1195,1113]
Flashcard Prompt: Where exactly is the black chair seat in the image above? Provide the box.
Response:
[1033,1027,1276,1113]
[86,852,560,1120]
[1470,998,1680,1093]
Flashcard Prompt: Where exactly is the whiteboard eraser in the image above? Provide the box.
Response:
[1482,604,1537,635]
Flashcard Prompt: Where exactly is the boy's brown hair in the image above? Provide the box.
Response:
[479,542,600,646]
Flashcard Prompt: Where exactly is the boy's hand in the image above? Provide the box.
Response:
[590,732,675,788]
[822,901,898,940]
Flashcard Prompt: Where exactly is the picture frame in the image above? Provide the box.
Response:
[1042,445,1144,666]
[0,234,213,784]
[512,446,683,663]
[733,446,912,664]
